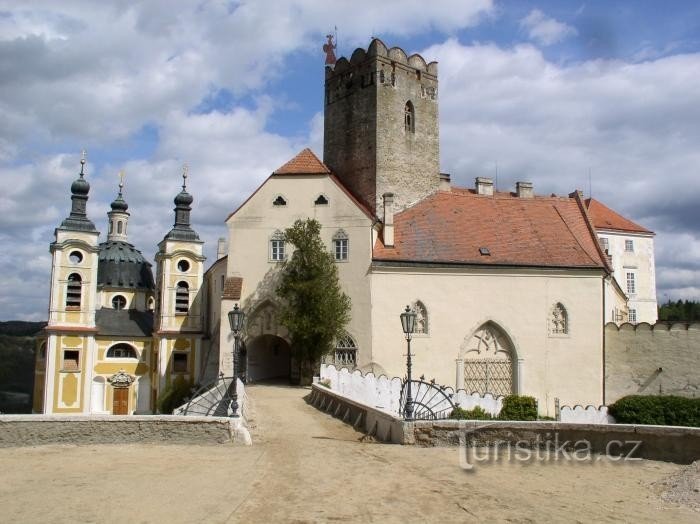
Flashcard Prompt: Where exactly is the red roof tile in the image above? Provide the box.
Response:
[584,198,652,234]
[223,277,243,300]
[373,189,608,269]
[273,148,331,175]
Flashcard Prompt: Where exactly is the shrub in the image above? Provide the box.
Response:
[449,406,493,420]
[498,395,538,421]
[608,395,700,427]
[157,380,194,414]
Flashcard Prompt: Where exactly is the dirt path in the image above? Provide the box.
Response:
[0,384,697,523]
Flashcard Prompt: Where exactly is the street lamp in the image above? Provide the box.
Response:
[400,305,416,420]
[227,303,245,417]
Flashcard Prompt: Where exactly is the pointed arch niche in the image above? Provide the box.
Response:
[411,300,429,335]
[457,322,519,396]
[549,302,569,336]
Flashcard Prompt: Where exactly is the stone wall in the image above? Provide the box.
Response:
[406,420,700,464]
[605,322,700,403]
[0,415,250,447]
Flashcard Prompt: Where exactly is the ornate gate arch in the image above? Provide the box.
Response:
[460,322,516,396]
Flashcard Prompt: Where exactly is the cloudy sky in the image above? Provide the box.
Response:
[1,0,698,320]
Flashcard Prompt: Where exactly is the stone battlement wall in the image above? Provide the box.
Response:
[605,321,700,403]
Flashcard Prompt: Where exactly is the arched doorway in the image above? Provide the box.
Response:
[460,322,517,396]
[246,335,291,382]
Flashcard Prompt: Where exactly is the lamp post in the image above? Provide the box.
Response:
[227,303,245,417]
[400,305,416,420]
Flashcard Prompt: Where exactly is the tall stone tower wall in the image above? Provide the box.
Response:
[323,39,440,215]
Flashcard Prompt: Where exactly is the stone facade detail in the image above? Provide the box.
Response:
[323,38,440,215]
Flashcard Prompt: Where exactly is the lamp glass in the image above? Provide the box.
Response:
[400,305,416,335]
[228,304,245,332]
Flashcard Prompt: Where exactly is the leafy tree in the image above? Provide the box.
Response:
[277,219,351,384]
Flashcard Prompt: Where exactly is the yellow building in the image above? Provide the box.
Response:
[34,160,205,415]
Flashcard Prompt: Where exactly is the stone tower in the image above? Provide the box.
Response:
[323,38,440,215]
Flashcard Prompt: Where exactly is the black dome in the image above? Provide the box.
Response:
[71,175,90,195]
[97,241,155,290]
[174,189,193,206]
[110,193,129,212]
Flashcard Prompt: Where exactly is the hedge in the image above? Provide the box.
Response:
[608,395,700,427]
[449,395,539,421]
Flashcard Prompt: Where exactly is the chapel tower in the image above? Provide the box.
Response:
[323,38,440,214]
[154,167,206,397]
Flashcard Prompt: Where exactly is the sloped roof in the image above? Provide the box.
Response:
[273,148,331,175]
[584,198,652,234]
[95,308,154,337]
[373,189,608,269]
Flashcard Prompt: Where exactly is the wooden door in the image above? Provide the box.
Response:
[113,387,129,415]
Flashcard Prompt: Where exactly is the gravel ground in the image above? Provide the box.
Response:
[653,460,700,512]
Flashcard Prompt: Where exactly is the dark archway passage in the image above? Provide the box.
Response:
[246,335,291,382]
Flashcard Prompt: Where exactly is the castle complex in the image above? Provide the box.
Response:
[34,39,657,416]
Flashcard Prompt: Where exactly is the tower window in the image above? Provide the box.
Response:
[109,221,114,234]
[177,259,190,272]
[175,281,189,313]
[69,251,83,264]
[404,101,415,133]
[66,273,82,308]
[626,272,636,295]
[173,352,188,373]
[117,221,123,234]
[62,349,80,371]
[112,295,127,310]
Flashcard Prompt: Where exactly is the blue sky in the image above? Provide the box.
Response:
[1,0,699,319]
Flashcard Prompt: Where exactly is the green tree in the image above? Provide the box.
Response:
[277,219,351,385]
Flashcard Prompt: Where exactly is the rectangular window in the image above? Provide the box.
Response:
[625,239,634,252]
[173,352,188,373]
[62,349,80,371]
[629,309,637,323]
[626,272,636,295]
[270,240,285,261]
[599,237,609,252]
[334,238,348,261]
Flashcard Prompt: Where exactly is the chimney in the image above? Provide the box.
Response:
[516,181,533,198]
[383,192,394,247]
[217,237,227,259]
[439,173,451,192]
[475,177,494,196]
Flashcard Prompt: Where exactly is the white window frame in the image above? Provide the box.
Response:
[626,272,636,295]
[599,237,609,252]
[270,230,286,262]
[332,230,349,262]
[625,239,634,252]
[628,308,637,323]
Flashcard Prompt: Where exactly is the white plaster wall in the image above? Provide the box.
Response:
[369,267,605,415]
[223,174,375,373]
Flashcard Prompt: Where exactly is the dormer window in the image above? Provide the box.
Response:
[273,195,287,206]
[314,194,329,206]
[112,295,127,310]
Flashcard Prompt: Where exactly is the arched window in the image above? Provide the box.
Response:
[175,281,189,313]
[332,229,349,261]
[550,303,569,335]
[412,300,428,334]
[333,332,357,368]
[117,221,123,234]
[66,273,82,308]
[106,343,137,359]
[404,101,415,133]
[270,230,285,261]
[109,221,114,234]
[38,342,46,361]
[112,295,127,310]
[147,297,155,311]
[462,322,515,396]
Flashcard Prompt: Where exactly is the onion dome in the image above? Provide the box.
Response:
[59,152,97,233]
[164,164,200,242]
[97,241,155,289]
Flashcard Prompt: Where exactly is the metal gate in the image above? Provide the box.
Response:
[463,358,513,396]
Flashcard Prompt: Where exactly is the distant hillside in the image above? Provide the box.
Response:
[0,321,43,413]
[0,321,46,337]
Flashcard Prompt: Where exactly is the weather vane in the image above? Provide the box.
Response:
[182,163,189,189]
[323,27,337,67]
[80,149,87,175]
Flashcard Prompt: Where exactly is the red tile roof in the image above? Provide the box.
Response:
[223,277,243,300]
[273,148,331,175]
[373,189,608,269]
[584,198,652,234]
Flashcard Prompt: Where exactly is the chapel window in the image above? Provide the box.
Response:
[175,281,189,313]
[315,194,329,206]
[333,332,357,368]
[112,295,127,310]
[66,273,82,308]
[106,343,137,359]
[273,195,287,206]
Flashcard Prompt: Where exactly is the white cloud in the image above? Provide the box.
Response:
[520,9,577,46]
